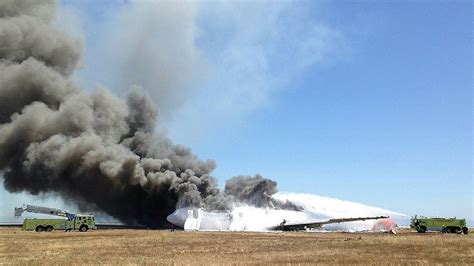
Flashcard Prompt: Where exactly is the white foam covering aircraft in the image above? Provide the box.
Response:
[166,193,404,231]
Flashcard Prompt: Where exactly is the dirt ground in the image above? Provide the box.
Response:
[0,227,473,264]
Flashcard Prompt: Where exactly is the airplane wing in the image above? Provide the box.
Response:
[269,216,389,231]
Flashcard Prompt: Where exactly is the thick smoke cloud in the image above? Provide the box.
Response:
[102,1,203,119]
[0,0,297,227]
[224,175,302,211]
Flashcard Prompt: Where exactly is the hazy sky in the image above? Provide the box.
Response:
[1,0,472,221]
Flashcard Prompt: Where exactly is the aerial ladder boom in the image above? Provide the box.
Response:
[14,204,76,220]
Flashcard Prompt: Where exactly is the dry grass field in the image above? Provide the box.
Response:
[0,227,473,264]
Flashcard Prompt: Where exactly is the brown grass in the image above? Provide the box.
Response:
[0,227,473,264]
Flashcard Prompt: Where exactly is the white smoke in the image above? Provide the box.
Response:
[273,192,405,218]
[274,192,407,231]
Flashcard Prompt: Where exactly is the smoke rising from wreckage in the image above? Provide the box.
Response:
[0,0,301,227]
[0,1,406,231]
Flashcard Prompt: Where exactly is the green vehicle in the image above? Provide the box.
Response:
[15,204,96,232]
[22,215,96,232]
[411,215,468,234]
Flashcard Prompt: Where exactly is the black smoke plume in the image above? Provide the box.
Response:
[0,0,298,227]
[224,175,303,211]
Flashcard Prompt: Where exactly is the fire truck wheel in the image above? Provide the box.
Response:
[35,226,44,232]
[417,226,427,233]
[79,225,88,232]
[46,226,54,232]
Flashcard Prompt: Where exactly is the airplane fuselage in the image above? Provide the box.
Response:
[167,206,309,231]
[167,206,389,231]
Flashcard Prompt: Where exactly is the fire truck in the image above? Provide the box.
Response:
[14,204,96,232]
[410,215,468,234]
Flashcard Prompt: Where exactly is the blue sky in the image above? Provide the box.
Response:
[1,0,472,221]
